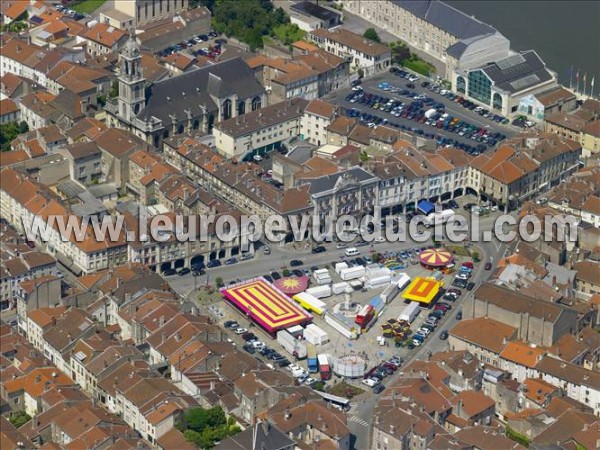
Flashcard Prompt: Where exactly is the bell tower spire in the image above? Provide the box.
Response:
[117,35,145,122]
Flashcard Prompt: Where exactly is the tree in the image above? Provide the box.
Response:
[390,41,410,65]
[0,121,27,152]
[215,277,224,288]
[363,28,381,43]
[212,0,292,51]
[108,81,118,98]
[180,406,239,449]
[9,411,31,428]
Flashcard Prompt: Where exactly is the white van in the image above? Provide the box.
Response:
[344,247,360,257]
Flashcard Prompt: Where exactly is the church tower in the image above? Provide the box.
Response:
[117,36,145,122]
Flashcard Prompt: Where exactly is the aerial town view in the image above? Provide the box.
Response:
[1,0,599,449]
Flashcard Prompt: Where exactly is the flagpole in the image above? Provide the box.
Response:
[591,77,595,99]
[569,65,573,90]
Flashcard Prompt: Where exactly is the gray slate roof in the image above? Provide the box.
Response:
[480,50,553,94]
[306,167,376,195]
[394,0,498,40]
[218,421,296,450]
[140,57,264,125]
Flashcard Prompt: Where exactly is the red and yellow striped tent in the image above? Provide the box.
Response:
[418,248,453,268]
[222,278,312,334]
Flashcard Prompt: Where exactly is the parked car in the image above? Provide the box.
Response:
[440,331,449,340]
[224,320,239,329]
[163,268,177,276]
[485,262,492,270]
[456,311,463,320]
[241,332,257,341]
[290,259,304,267]
[234,327,247,335]
[225,257,238,265]
[466,282,476,291]
[243,344,255,354]
[207,260,221,268]
[373,383,385,394]
[362,378,379,387]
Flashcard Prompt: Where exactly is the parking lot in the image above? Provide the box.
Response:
[326,69,517,155]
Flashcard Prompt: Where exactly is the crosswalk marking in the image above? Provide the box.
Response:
[349,416,369,427]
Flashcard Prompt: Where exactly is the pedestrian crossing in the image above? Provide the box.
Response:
[348,415,369,427]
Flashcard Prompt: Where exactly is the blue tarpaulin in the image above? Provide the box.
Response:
[417,200,435,214]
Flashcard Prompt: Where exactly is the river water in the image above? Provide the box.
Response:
[447,0,600,93]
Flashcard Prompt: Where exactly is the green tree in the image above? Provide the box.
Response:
[390,41,410,65]
[273,23,305,45]
[212,0,291,50]
[0,121,27,152]
[363,28,381,43]
[9,411,31,428]
[215,277,224,288]
[181,407,239,448]
[108,81,118,98]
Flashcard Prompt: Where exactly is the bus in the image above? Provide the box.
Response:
[315,391,351,411]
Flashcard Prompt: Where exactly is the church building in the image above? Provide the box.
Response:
[106,37,266,148]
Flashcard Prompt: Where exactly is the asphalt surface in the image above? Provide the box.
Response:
[347,236,509,450]
[165,205,513,450]
[325,71,517,153]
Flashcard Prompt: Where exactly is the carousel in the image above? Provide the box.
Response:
[418,248,454,271]
[274,276,310,295]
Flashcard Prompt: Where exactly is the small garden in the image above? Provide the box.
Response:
[177,406,240,449]
[327,380,365,398]
[389,40,436,76]
[69,0,107,14]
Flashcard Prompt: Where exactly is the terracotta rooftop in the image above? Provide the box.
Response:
[500,341,546,368]
[449,317,516,354]
[83,22,126,48]
[310,27,389,56]
[573,260,600,285]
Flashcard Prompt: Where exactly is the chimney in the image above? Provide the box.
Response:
[116,277,122,289]
[284,408,291,420]
[389,424,395,434]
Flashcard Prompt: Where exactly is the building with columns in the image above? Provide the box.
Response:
[106,37,266,149]
[101,0,189,28]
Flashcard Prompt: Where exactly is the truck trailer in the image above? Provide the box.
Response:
[277,330,307,359]
[306,285,332,299]
[293,292,327,315]
[398,301,420,323]
[424,209,455,227]
[317,354,331,380]
[307,343,318,373]
[339,266,365,281]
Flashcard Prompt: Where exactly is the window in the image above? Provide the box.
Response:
[237,100,245,116]
[468,70,491,105]
[222,99,232,120]
[251,96,261,111]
